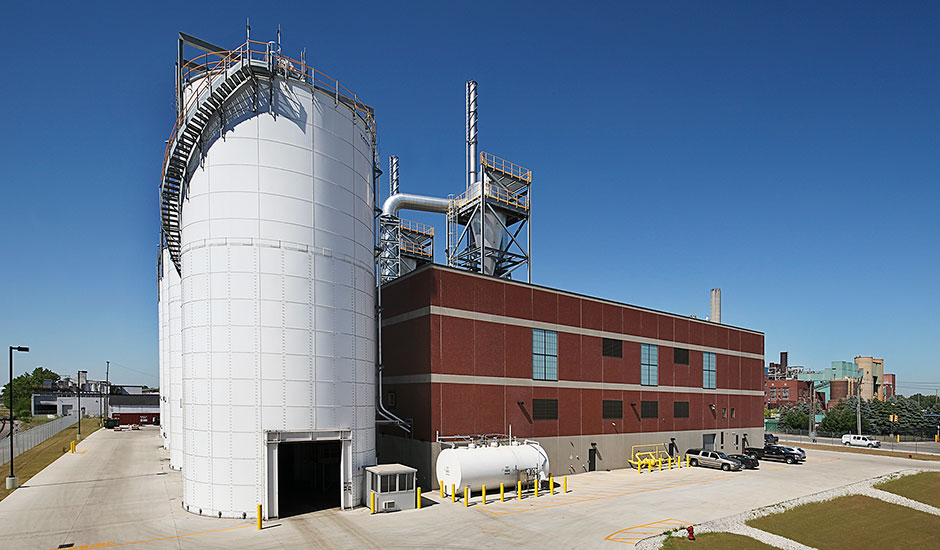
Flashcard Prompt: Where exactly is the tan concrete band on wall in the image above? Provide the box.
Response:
[383,305,764,362]
[383,373,765,397]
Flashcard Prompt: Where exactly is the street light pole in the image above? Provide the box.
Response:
[77,370,86,441]
[7,345,29,490]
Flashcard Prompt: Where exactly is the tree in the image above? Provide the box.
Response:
[779,401,811,430]
[0,367,60,419]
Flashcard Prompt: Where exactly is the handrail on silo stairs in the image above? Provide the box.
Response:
[160,39,376,274]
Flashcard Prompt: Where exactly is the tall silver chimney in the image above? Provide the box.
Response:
[466,80,478,189]
[710,288,721,324]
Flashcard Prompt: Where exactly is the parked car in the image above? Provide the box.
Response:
[727,453,759,469]
[842,434,881,448]
[685,448,744,471]
[744,444,804,464]
[764,433,779,444]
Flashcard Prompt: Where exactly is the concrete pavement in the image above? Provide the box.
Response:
[1,426,938,549]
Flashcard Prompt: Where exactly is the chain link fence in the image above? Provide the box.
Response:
[0,414,78,465]
[771,427,940,455]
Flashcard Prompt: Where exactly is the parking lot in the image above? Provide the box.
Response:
[1,427,938,549]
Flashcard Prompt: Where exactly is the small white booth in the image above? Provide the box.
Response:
[364,464,417,512]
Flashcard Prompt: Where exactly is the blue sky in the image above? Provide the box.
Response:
[1,2,937,394]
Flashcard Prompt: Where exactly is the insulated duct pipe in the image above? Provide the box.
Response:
[382,193,451,217]
[389,155,399,196]
[467,80,478,190]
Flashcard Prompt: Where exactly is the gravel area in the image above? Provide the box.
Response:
[635,469,937,550]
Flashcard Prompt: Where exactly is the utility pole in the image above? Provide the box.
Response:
[856,378,862,435]
[105,361,110,423]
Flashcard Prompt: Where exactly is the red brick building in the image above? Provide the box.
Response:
[378,265,765,487]
[764,379,817,409]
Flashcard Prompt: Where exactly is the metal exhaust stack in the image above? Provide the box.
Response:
[710,288,721,323]
[466,80,478,189]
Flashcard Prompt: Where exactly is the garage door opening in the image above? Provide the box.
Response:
[277,440,341,516]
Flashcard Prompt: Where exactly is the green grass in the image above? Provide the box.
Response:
[876,471,940,509]
[748,495,940,550]
[0,418,100,502]
[16,415,57,430]
[661,532,776,549]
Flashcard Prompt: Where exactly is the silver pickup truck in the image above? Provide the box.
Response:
[685,448,743,471]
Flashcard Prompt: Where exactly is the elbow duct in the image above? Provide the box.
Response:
[381,193,451,217]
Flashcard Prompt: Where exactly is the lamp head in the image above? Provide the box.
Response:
[12,346,29,352]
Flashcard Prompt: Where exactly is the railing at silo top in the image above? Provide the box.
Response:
[162,39,376,186]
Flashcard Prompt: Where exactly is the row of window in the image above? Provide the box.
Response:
[535,330,718,390]
[767,387,790,399]
[531,398,731,420]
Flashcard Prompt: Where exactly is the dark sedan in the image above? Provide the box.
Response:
[728,453,759,469]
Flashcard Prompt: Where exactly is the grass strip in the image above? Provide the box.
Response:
[0,418,100,502]
[875,471,940,509]
[661,532,776,549]
[748,494,940,550]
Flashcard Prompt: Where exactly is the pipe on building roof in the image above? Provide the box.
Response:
[381,193,450,217]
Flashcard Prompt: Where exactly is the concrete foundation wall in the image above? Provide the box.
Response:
[379,425,763,490]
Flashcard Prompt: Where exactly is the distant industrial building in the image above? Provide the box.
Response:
[31,384,158,424]
[378,266,765,488]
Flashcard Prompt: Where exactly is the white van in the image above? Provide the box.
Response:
[841,434,881,448]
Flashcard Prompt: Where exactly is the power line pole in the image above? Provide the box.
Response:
[857,378,862,435]
[105,361,110,423]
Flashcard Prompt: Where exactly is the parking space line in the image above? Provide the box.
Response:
[605,518,691,545]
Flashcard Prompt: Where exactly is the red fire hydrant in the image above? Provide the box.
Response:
[687,525,695,541]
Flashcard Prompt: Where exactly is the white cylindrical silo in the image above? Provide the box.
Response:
[167,256,183,469]
[159,248,170,450]
[177,57,376,518]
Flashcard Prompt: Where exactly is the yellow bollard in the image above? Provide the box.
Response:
[70,441,76,453]
[464,486,469,507]
[658,458,662,472]
[686,455,689,468]
[482,485,486,505]
[936,434,939,443]
[257,504,263,529]
[897,434,900,443]
[370,492,375,515]
[440,481,445,499]
[451,484,456,503]
[417,487,422,509]
[550,476,554,495]
[534,481,539,498]
[648,461,653,473]
[500,482,505,502]
[563,476,567,493]
[517,480,523,500]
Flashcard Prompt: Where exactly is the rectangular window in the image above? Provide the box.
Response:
[602,338,623,358]
[602,400,623,419]
[533,398,558,420]
[640,400,658,419]
[769,388,776,399]
[722,407,727,419]
[641,344,658,386]
[381,474,394,493]
[674,401,690,418]
[532,329,558,381]
[731,408,735,419]
[398,473,413,491]
[780,388,790,399]
[673,347,689,365]
[703,352,717,389]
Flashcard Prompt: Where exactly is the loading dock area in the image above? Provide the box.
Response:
[2,427,938,549]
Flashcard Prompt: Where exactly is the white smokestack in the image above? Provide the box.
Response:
[710,288,721,324]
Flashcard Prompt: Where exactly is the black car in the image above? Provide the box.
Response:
[727,453,759,469]
[764,433,779,444]
[747,444,804,464]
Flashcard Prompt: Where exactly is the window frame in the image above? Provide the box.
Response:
[673,347,690,365]
[703,352,717,389]
[640,400,658,419]
[532,398,558,420]
[532,328,559,381]
[602,399,623,419]
[641,344,658,386]
[673,400,690,418]
[602,338,623,358]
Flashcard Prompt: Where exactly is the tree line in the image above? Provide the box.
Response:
[777,393,940,436]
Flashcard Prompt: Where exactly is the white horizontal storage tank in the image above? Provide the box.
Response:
[436,441,549,493]
[177,60,376,518]
[167,253,183,469]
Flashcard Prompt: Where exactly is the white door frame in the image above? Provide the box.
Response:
[263,429,352,518]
